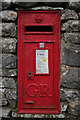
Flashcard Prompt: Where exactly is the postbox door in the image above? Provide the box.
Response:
[23,42,54,108]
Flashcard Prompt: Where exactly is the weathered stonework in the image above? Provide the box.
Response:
[61,88,80,102]
[68,1,80,11]
[1,106,11,118]
[0,1,80,119]
[61,20,80,32]
[2,38,17,53]
[2,23,17,37]
[2,1,11,10]
[0,11,17,22]
[63,33,80,43]
[2,69,17,77]
[2,77,16,89]
[68,100,80,116]
[0,88,8,106]
[61,41,80,66]
[2,54,16,69]
[12,1,38,8]
[4,89,17,108]
[61,9,78,20]
[78,12,80,17]
[61,66,80,89]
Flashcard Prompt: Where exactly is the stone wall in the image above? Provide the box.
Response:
[0,1,80,119]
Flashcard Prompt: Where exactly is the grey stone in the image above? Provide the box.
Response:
[1,94,8,106]
[2,96,8,106]
[0,23,2,37]
[61,102,68,112]
[0,69,2,76]
[12,1,38,8]
[0,10,17,21]
[61,9,78,20]
[0,53,2,68]
[2,69,17,77]
[4,89,17,100]
[0,1,1,11]
[63,33,80,44]
[2,54,16,69]
[2,38,17,53]
[12,109,18,117]
[2,77,16,89]
[68,2,80,11]
[2,23,17,37]
[61,20,80,32]
[2,1,11,10]
[0,88,8,106]
[1,106,11,117]
[61,41,80,66]
[31,6,63,11]
[78,12,80,17]
[8,99,16,108]
[43,2,69,8]
[60,88,80,102]
[0,38,2,53]
[4,89,17,108]
[61,67,80,89]
[68,100,80,116]
[0,77,3,88]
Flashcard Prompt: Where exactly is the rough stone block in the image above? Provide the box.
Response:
[0,23,2,37]
[2,54,16,69]
[0,0,1,11]
[2,38,17,53]
[2,69,17,77]
[78,12,80,17]
[2,23,17,37]
[2,96,8,106]
[0,88,8,106]
[61,102,68,112]
[2,77,16,89]
[4,89,17,108]
[61,67,80,89]
[61,9,78,20]
[68,2,80,11]
[60,88,80,102]
[43,2,69,8]
[0,38,2,53]
[0,69,2,76]
[0,10,17,21]
[0,53,2,68]
[61,20,80,32]
[12,1,38,8]
[1,106,11,118]
[2,1,11,10]
[62,47,79,66]
[68,100,80,116]
[63,33,80,44]
[31,6,63,11]
[61,42,80,67]
[0,77,3,88]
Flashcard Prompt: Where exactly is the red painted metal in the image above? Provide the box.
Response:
[18,11,60,114]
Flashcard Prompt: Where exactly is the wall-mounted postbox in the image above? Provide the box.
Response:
[18,11,60,114]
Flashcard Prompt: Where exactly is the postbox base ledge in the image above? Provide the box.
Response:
[18,109,60,114]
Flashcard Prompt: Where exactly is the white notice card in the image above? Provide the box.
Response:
[36,50,49,74]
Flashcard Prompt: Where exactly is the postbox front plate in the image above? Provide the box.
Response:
[18,11,60,114]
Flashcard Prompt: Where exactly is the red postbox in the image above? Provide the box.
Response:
[18,11,60,114]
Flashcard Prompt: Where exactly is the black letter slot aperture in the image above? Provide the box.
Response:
[26,26,53,32]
